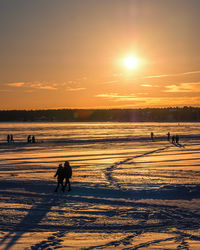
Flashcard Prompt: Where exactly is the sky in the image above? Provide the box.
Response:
[0,0,200,110]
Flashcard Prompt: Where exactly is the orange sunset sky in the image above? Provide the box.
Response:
[0,0,200,110]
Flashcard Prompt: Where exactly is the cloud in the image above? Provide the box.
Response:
[181,70,200,76]
[7,82,25,87]
[35,85,57,90]
[96,93,119,98]
[66,87,86,91]
[30,82,57,90]
[143,96,200,107]
[96,92,200,108]
[7,81,58,90]
[165,82,200,93]
[96,93,157,106]
[96,93,136,102]
[6,79,88,92]
[101,70,200,88]
[144,70,200,79]
[141,84,152,87]
[144,74,169,79]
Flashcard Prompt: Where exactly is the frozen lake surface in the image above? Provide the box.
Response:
[0,122,199,249]
[0,122,200,143]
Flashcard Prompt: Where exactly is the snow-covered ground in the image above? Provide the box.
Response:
[0,123,200,249]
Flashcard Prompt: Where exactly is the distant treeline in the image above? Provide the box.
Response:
[0,107,200,122]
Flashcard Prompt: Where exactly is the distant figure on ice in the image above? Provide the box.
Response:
[175,134,179,144]
[150,132,154,141]
[32,135,36,143]
[171,135,175,144]
[63,161,72,192]
[167,132,170,141]
[7,134,10,143]
[54,164,65,192]
[27,135,31,143]
[10,134,14,143]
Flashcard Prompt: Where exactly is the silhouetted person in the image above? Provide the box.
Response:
[63,161,72,192]
[7,134,10,143]
[151,132,154,141]
[54,164,65,192]
[10,134,14,143]
[167,132,170,141]
[175,135,179,144]
[172,135,175,144]
[32,135,36,143]
[27,135,31,143]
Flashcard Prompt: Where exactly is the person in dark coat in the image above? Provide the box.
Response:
[175,134,179,144]
[63,161,72,192]
[150,132,154,141]
[27,135,31,143]
[10,134,14,143]
[7,134,10,143]
[167,132,170,141]
[54,164,65,192]
[32,135,36,143]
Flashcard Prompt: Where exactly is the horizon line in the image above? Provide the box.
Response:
[0,106,199,112]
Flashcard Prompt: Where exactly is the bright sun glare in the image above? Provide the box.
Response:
[124,56,139,69]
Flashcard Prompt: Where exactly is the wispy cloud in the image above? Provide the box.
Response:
[66,87,86,91]
[141,84,152,87]
[96,92,200,108]
[96,93,136,102]
[181,70,200,75]
[29,82,58,90]
[7,82,25,87]
[96,93,120,98]
[144,74,169,79]
[100,70,200,88]
[7,81,58,90]
[36,85,57,90]
[165,82,200,93]
[144,70,200,79]
[6,79,89,92]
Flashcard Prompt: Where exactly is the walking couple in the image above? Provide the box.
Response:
[54,161,72,192]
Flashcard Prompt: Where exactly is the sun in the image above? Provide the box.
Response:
[124,56,139,69]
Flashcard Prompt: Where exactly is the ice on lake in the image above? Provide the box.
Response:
[0,122,199,249]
